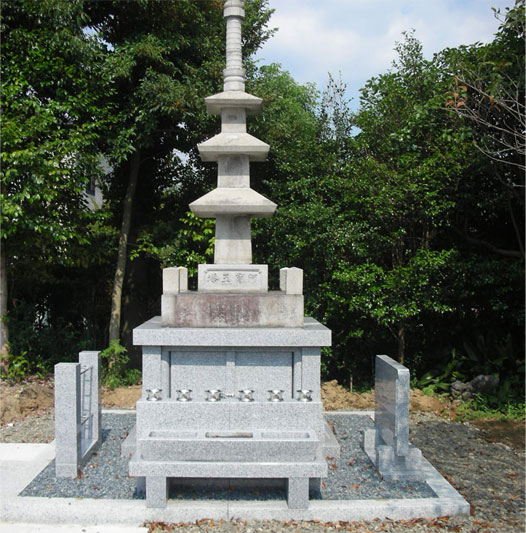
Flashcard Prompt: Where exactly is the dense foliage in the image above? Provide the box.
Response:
[1,0,524,402]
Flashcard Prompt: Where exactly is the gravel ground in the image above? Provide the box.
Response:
[2,410,524,532]
[0,409,55,443]
[21,413,138,499]
[20,413,433,501]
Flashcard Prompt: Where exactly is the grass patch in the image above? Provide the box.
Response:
[454,394,525,422]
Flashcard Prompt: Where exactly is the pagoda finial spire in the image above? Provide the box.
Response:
[223,0,245,91]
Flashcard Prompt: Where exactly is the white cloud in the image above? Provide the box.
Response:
[255,0,512,103]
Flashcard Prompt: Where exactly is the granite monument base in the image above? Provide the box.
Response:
[129,317,336,509]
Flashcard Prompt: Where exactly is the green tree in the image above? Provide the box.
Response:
[85,0,275,343]
[442,0,524,258]
[343,32,467,364]
[446,1,524,176]
[246,32,522,388]
[0,0,109,367]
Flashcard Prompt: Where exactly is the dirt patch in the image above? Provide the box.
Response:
[0,377,54,425]
[321,380,375,410]
[470,418,525,452]
[409,388,457,418]
[0,377,140,426]
[101,385,141,408]
[321,379,456,418]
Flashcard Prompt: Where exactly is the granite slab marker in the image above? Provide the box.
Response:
[361,355,424,481]
[128,0,336,509]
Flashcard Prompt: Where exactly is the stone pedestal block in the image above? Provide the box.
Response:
[161,292,304,328]
[163,267,188,294]
[280,267,303,295]
[129,317,335,509]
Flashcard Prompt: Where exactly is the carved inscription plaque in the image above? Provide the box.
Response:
[198,264,268,292]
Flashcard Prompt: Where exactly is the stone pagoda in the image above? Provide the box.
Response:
[127,0,337,510]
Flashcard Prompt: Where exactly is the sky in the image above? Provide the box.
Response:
[253,0,513,108]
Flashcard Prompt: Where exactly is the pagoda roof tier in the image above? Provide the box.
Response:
[198,132,269,162]
[205,91,263,115]
[189,187,277,218]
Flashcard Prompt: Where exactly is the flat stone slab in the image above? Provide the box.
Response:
[205,91,263,114]
[134,316,331,346]
[197,132,270,162]
[129,456,327,479]
[0,443,55,498]
[138,428,319,462]
[189,186,276,218]
[0,524,148,533]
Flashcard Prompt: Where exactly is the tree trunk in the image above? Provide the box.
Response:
[0,241,8,368]
[397,323,406,365]
[109,150,141,344]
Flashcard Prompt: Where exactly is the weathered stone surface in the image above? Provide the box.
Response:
[160,293,176,326]
[162,291,303,328]
[205,91,262,115]
[197,132,270,162]
[214,215,253,264]
[217,155,250,188]
[223,0,245,91]
[163,267,188,294]
[221,107,247,133]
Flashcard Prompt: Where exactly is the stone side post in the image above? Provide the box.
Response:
[79,351,101,455]
[55,362,81,477]
[55,351,101,478]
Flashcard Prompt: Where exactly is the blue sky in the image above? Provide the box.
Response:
[254,0,513,107]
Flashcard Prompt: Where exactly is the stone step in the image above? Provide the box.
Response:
[138,429,319,462]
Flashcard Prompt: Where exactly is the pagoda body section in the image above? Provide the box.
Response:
[128,0,336,511]
[160,0,303,328]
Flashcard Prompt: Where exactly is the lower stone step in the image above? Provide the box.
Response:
[138,429,319,462]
